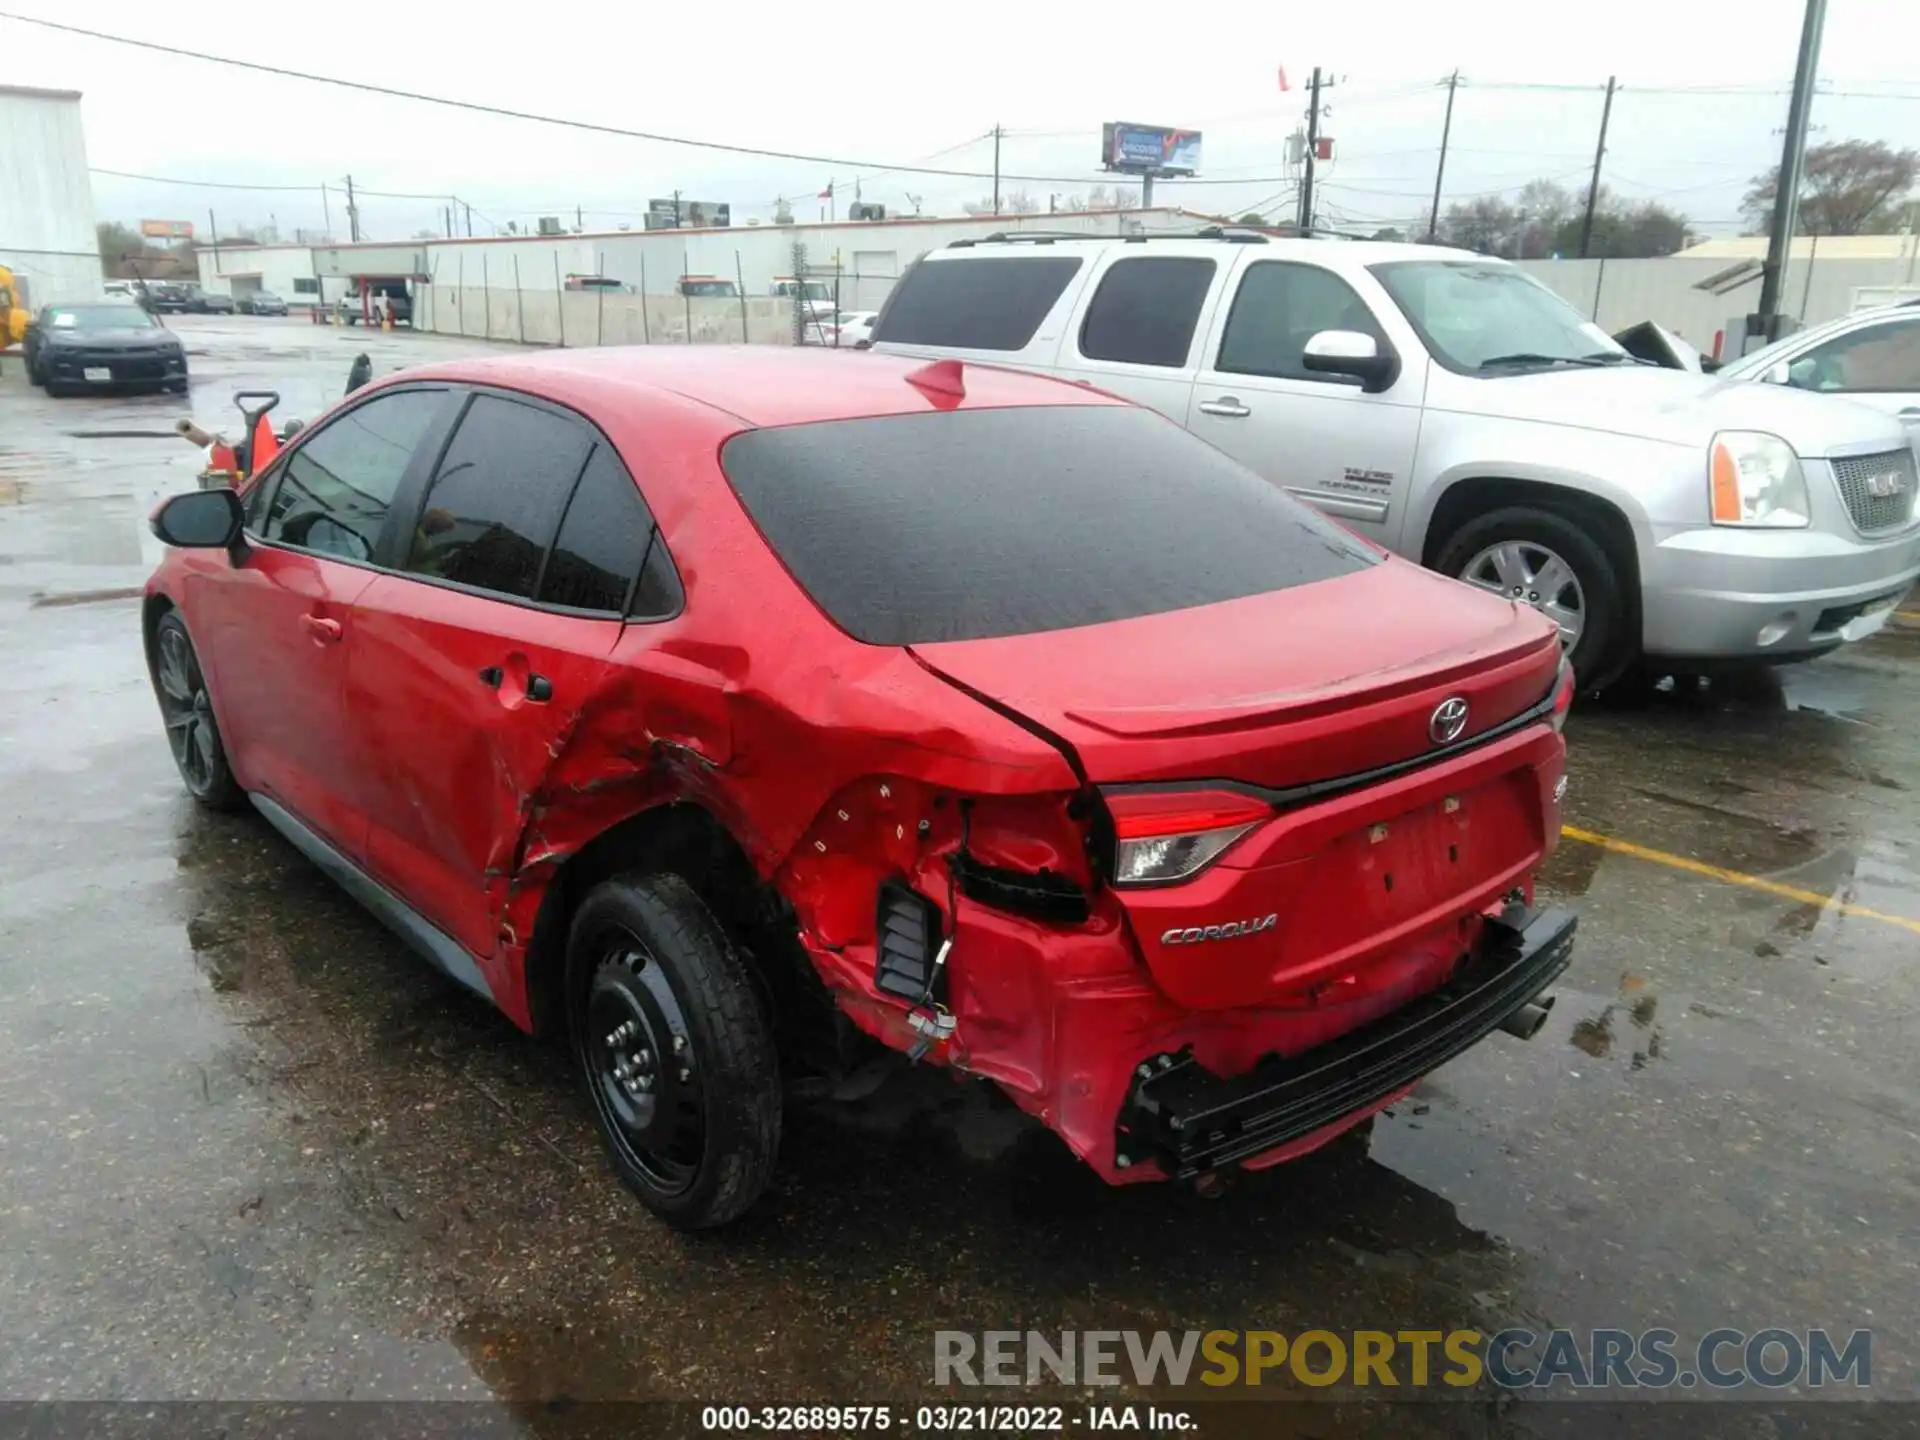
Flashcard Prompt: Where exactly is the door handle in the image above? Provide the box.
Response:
[526,674,553,703]
[1898,406,1920,418]
[299,614,342,644]
[1198,397,1252,418]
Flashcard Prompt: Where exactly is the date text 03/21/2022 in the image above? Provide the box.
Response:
[699,1405,1193,1432]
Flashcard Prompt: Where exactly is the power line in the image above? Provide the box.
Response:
[0,9,1293,190]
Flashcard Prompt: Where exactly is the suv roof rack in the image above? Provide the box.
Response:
[948,226,1273,249]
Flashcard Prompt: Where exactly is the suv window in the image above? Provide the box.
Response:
[537,444,677,616]
[404,395,594,600]
[873,256,1082,351]
[1078,257,1216,367]
[257,389,447,562]
[1215,262,1386,381]
[1788,318,1920,393]
[720,405,1379,645]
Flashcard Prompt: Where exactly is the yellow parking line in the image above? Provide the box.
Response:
[1560,825,1920,936]
[1898,609,1920,622]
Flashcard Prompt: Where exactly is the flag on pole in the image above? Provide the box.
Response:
[1277,65,1290,92]
[818,181,834,200]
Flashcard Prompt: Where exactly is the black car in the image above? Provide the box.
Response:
[197,291,236,314]
[236,290,288,316]
[140,282,192,314]
[25,303,190,395]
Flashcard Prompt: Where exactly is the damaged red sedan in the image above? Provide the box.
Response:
[143,347,1577,1228]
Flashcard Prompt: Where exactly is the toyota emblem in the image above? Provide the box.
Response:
[1429,696,1470,745]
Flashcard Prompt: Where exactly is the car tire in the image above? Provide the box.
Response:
[567,872,780,1230]
[168,379,190,394]
[149,611,246,810]
[1435,504,1630,691]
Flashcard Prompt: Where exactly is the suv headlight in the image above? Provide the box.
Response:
[1709,431,1810,528]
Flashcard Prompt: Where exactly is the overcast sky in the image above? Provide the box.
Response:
[8,0,1919,244]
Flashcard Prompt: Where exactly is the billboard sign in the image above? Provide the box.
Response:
[644,198,732,230]
[1101,123,1202,177]
[140,219,195,239]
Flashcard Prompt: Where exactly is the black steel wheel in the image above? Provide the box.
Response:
[150,611,244,809]
[568,873,780,1229]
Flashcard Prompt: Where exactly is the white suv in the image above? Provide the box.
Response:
[870,231,1920,688]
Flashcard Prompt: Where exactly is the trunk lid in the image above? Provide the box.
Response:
[912,559,1567,1012]
[909,557,1560,791]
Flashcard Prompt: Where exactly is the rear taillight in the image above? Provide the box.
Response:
[1549,656,1575,733]
[1105,789,1273,886]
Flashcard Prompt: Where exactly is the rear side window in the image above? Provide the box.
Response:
[721,406,1379,645]
[404,395,593,600]
[873,256,1082,351]
[1078,257,1216,367]
[1215,262,1385,381]
[258,388,446,561]
[537,445,662,615]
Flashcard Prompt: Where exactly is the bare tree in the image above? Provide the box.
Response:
[1742,138,1920,235]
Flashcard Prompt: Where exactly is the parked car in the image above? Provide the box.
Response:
[1719,304,1920,443]
[344,286,413,325]
[196,290,236,315]
[141,347,1577,1228]
[140,281,193,314]
[870,232,1920,689]
[802,310,879,347]
[237,291,289,316]
[26,302,189,394]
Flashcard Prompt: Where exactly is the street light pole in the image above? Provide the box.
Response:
[1756,0,1828,336]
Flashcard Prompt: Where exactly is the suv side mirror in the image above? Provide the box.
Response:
[1302,329,1399,392]
[150,488,244,550]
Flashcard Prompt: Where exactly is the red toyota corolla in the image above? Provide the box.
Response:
[144,347,1576,1228]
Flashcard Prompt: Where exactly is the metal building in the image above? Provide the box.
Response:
[0,85,101,310]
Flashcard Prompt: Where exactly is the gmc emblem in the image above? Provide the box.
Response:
[1161,914,1278,945]
[1864,470,1907,500]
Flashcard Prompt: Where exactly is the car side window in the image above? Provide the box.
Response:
[872,256,1083,351]
[1078,257,1217,367]
[257,389,446,562]
[537,443,680,617]
[403,394,593,600]
[1215,262,1386,382]
[1787,319,1920,394]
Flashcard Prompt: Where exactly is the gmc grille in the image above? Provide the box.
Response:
[1830,449,1918,535]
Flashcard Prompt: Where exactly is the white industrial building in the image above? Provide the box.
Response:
[199,242,337,308]
[0,85,102,309]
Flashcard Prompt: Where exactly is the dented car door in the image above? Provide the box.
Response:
[345,392,637,965]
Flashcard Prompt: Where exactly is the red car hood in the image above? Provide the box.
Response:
[909,557,1561,790]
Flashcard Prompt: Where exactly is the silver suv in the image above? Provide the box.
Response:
[871,231,1920,688]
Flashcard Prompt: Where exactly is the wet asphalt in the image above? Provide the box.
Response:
[0,317,1916,1434]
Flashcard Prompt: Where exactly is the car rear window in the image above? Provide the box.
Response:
[720,405,1380,645]
[872,256,1082,351]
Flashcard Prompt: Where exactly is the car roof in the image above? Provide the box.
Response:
[401,345,1126,428]
[922,234,1485,269]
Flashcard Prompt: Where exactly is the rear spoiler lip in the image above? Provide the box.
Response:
[1097,667,1563,815]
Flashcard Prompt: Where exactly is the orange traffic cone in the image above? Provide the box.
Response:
[249,411,280,475]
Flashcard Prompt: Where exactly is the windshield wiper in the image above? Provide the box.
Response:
[1477,352,1612,371]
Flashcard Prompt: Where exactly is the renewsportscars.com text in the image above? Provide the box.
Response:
[933,1328,1871,1391]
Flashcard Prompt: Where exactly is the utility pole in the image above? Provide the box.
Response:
[992,124,1003,215]
[1298,67,1327,232]
[344,173,361,243]
[1577,77,1617,258]
[1757,0,1828,335]
[208,208,218,245]
[321,183,332,241]
[576,204,584,231]
[1427,70,1460,240]
[465,202,473,238]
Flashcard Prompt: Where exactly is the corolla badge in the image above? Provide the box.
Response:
[1161,914,1278,945]
[1429,696,1470,745]
[1864,470,1908,500]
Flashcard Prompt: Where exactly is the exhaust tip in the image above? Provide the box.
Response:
[1499,996,1555,1041]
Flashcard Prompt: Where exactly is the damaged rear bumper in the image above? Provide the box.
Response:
[1114,905,1577,1178]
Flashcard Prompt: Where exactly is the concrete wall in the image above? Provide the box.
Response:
[1517,252,1920,351]
[0,87,101,309]
[415,287,797,347]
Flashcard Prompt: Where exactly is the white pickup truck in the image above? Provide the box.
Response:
[871,231,1920,690]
